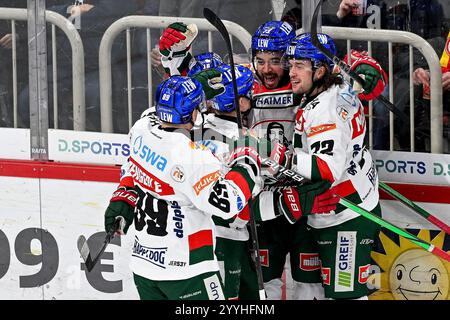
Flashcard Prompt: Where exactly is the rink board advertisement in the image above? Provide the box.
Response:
[48,129,130,165]
[0,176,139,299]
[372,150,450,186]
[0,128,30,160]
[2,128,450,186]
[0,173,449,299]
[368,228,450,300]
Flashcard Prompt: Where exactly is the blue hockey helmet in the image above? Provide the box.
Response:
[155,76,205,124]
[285,33,336,71]
[188,52,224,77]
[251,21,296,54]
[212,64,254,113]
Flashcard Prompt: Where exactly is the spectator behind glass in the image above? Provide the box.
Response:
[17,0,155,133]
[412,30,450,153]
[155,0,274,60]
[0,0,27,128]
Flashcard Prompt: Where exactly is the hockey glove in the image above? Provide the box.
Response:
[276,181,339,224]
[345,50,387,101]
[159,22,198,76]
[104,186,137,234]
[226,134,264,201]
[192,69,226,100]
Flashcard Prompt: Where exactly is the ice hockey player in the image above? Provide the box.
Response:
[248,20,327,300]
[285,32,382,300]
[104,75,264,300]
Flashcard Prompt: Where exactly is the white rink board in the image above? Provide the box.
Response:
[0,176,139,300]
[1,176,449,299]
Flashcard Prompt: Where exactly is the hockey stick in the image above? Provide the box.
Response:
[338,196,450,262]
[379,181,450,235]
[203,7,266,300]
[310,0,430,138]
[77,216,125,272]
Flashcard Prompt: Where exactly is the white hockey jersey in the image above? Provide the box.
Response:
[122,117,252,281]
[202,113,250,241]
[292,82,379,229]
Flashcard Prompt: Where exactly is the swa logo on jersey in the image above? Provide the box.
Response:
[334,231,356,292]
[132,135,167,171]
[132,237,167,268]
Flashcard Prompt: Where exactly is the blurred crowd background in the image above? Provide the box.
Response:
[0,0,448,152]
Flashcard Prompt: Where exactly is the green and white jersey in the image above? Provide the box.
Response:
[247,82,298,146]
[202,113,250,242]
[122,117,251,281]
[292,82,379,229]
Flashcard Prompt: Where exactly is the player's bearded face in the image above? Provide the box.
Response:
[288,59,314,94]
[255,52,286,89]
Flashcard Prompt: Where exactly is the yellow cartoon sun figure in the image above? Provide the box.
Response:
[369,229,450,300]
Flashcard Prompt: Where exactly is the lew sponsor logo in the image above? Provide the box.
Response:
[299,253,321,271]
[193,170,221,195]
[132,135,167,172]
[257,39,269,48]
[334,231,356,292]
[132,237,167,269]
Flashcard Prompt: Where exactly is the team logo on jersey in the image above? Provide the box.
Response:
[171,165,185,183]
[321,266,331,286]
[132,236,167,269]
[260,249,269,267]
[334,231,357,292]
[193,170,221,195]
[358,264,371,284]
[337,106,350,122]
[299,253,321,271]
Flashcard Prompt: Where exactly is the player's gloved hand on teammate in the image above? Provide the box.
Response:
[192,69,226,100]
[344,50,388,101]
[228,133,263,177]
[226,132,266,199]
[104,186,137,234]
[159,22,198,76]
[276,181,339,224]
